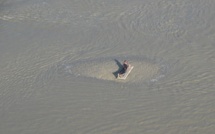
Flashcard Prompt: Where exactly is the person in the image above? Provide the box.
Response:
[118,60,130,77]
[123,60,129,70]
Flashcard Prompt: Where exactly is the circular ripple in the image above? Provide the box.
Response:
[60,56,168,83]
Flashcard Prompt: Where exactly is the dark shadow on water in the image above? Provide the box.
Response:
[113,59,124,78]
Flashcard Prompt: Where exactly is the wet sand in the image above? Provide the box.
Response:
[1,0,215,134]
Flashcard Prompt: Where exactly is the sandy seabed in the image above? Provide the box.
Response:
[1,0,215,134]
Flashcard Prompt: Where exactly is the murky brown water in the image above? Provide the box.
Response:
[1,0,215,133]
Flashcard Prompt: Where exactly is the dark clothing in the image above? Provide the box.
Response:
[123,63,128,70]
[120,63,128,74]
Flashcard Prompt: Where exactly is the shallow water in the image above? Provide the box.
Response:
[57,55,167,83]
[1,0,215,134]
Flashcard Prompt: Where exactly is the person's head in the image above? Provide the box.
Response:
[124,60,128,64]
